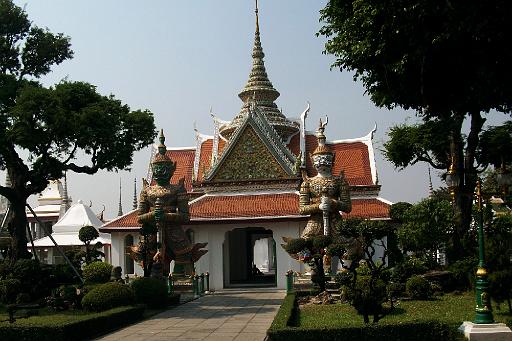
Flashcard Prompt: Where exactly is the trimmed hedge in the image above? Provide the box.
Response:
[131,277,168,309]
[269,294,298,330]
[267,293,465,341]
[0,305,144,341]
[81,282,135,312]
[267,321,465,341]
[82,262,112,284]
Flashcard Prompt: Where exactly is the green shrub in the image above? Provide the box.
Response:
[387,282,405,300]
[81,282,135,312]
[390,256,428,283]
[269,293,298,331]
[406,276,432,300]
[448,257,477,290]
[0,278,21,304]
[16,292,31,304]
[0,305,145,341]
[334,271,354,287]
[284,238,307,254]
[82,262,113,284]
[267,321,464,341]
[311,235,332,249]
[489,270,512,311]
[344,275,387,323]
[130,277,168,308]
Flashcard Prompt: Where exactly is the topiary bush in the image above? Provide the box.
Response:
[81,282,135,312]
[82,262,113,284]
[344,275,387,323]
[130,277,168,308]
[283,238,307,254]
[390,256,428,283]
[406,275,433,300]
[0,278,21,304]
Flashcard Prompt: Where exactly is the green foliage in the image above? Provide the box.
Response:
[268,293,298,331]
[344,275,387,323]
[486,215,512,272]
[398,198,453,259]
[0,305,144,341]
[82,262,112,284]
[81,282,135,312]
[0,278,21,303]
[479,122,512,168]
[78,226,98,245]
[447,257,477,290]
[390,256,428,284]
[489,270,512,312]
[78,226,104,265]
[283,238,307,254]
[406,276,432,300]
[0,0,156,261]
[130,277,168,309]
[334,271,353,287]
[389,202,412,222]
[311,235,332,249]
[318,0,512,115]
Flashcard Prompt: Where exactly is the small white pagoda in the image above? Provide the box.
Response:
[30,200,111,264]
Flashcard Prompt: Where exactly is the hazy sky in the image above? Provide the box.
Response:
[2,0,507,220]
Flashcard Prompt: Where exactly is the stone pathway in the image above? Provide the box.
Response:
[95,289,285,341]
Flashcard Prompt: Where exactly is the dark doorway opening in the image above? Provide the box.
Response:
[224,227,276,288]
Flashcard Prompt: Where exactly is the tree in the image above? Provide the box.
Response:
[331,218,394,323]
[397,197,453,265]
[319,0,512,260]
[78,225,103,265]
[0,0,156,260]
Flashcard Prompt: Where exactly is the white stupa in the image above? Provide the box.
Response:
[30,200,111,264]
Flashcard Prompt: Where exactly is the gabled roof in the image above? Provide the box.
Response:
[203,106,297,182]
[147,125,378,193]
[287,129,376,186]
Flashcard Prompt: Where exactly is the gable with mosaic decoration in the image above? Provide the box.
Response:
[210,125,289,182]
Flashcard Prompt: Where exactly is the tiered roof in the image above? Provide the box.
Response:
[100,4,391,233]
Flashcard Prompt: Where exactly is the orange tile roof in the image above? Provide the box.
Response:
[189,193,300,219]
[196,139,213,182]
[287,134,373,186]
[345,199,390,219]
[161,149,195,191]
[101,210,140,230]
[101,195,389,231]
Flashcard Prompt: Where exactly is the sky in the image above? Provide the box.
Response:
[2,0,507,220]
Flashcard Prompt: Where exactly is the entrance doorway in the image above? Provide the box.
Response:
[223,227,276,288]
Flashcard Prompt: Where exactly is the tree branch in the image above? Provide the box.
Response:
[63,142,78,164]
[66,163,99,175]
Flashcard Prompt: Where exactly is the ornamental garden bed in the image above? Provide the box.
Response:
[267,292,512,341]
[0,304,145,341]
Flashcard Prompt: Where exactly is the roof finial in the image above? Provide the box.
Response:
[255,0,259,33]
[117,178,123,216]
[428,166,434,197]
[132,178,137,210]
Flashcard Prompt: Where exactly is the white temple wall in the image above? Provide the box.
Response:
[110,232,143,276]
[190,220,303,290]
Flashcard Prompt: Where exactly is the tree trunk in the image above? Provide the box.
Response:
[449,111,485,262]
[6,194,32,261]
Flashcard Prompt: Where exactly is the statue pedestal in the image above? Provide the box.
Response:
[458,322,512,341]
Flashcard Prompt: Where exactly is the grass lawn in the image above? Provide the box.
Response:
[300,293,512,328]
[0,304,139,326]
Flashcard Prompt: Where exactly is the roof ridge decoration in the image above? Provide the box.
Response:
[193,122,211,182]
[220,1,298,140]
[203,101,298,182]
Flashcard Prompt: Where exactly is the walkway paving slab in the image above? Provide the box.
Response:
[95,289,285,341]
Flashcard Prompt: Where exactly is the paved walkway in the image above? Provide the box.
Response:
[95,289,285,341]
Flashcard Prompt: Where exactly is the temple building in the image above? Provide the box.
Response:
[100,5,392,289]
